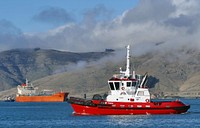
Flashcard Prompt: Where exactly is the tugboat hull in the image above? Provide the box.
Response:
[72,105,190,115]
[70,98,190,115]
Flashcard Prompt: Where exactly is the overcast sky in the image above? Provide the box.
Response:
[0,0,199,54]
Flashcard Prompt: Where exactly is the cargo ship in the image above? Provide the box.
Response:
[69,45,190,115]
[16,79,68,102]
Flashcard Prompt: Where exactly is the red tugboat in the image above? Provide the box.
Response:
[69,45,190,115]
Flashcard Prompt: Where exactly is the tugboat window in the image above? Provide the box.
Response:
[127,82,131,87]
[109,82,115,90]
[132,82,136,87]
[137,91,144,96]
[115,82,120,90]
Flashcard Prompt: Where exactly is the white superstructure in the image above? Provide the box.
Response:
[106,45,150,103]
[17,79,37,96]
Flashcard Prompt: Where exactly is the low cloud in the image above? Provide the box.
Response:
[33,7,74,25]
[120,0,176,24]
[0,19,24,51]
[0,19,22,35]
[82,4,113,27]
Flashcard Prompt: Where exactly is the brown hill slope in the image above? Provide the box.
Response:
[33,48,200,98]
[0,48,113,91]
[1,47,200,99]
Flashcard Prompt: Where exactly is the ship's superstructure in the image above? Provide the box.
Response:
[16,79,68,102]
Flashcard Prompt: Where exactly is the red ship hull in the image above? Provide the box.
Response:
[69,98,190,115]
[16,92,69,102]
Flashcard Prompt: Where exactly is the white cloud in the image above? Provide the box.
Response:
[1,0,200,54]
[171,0,200,17]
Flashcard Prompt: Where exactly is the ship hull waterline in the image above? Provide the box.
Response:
[70,101,190,115]
[16,92,68,102]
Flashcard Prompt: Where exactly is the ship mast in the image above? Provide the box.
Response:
[125,45,130,77]
[26,78,29,86]
[120,45,131,78]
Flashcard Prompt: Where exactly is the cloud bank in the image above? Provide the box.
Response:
[0,0,200,55]
[33,7,74,25]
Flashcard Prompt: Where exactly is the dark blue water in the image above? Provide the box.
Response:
[0,99,199,128]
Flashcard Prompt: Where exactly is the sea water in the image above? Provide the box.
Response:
[0,99,199,128]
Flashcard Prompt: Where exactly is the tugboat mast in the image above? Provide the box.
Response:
[120,45,131,78]
[125,45,130,77]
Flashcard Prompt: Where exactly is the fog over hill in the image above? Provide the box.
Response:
[0,45,200,99]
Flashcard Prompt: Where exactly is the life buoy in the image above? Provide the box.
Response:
[121,87,125,90]
[145,99,150,103]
